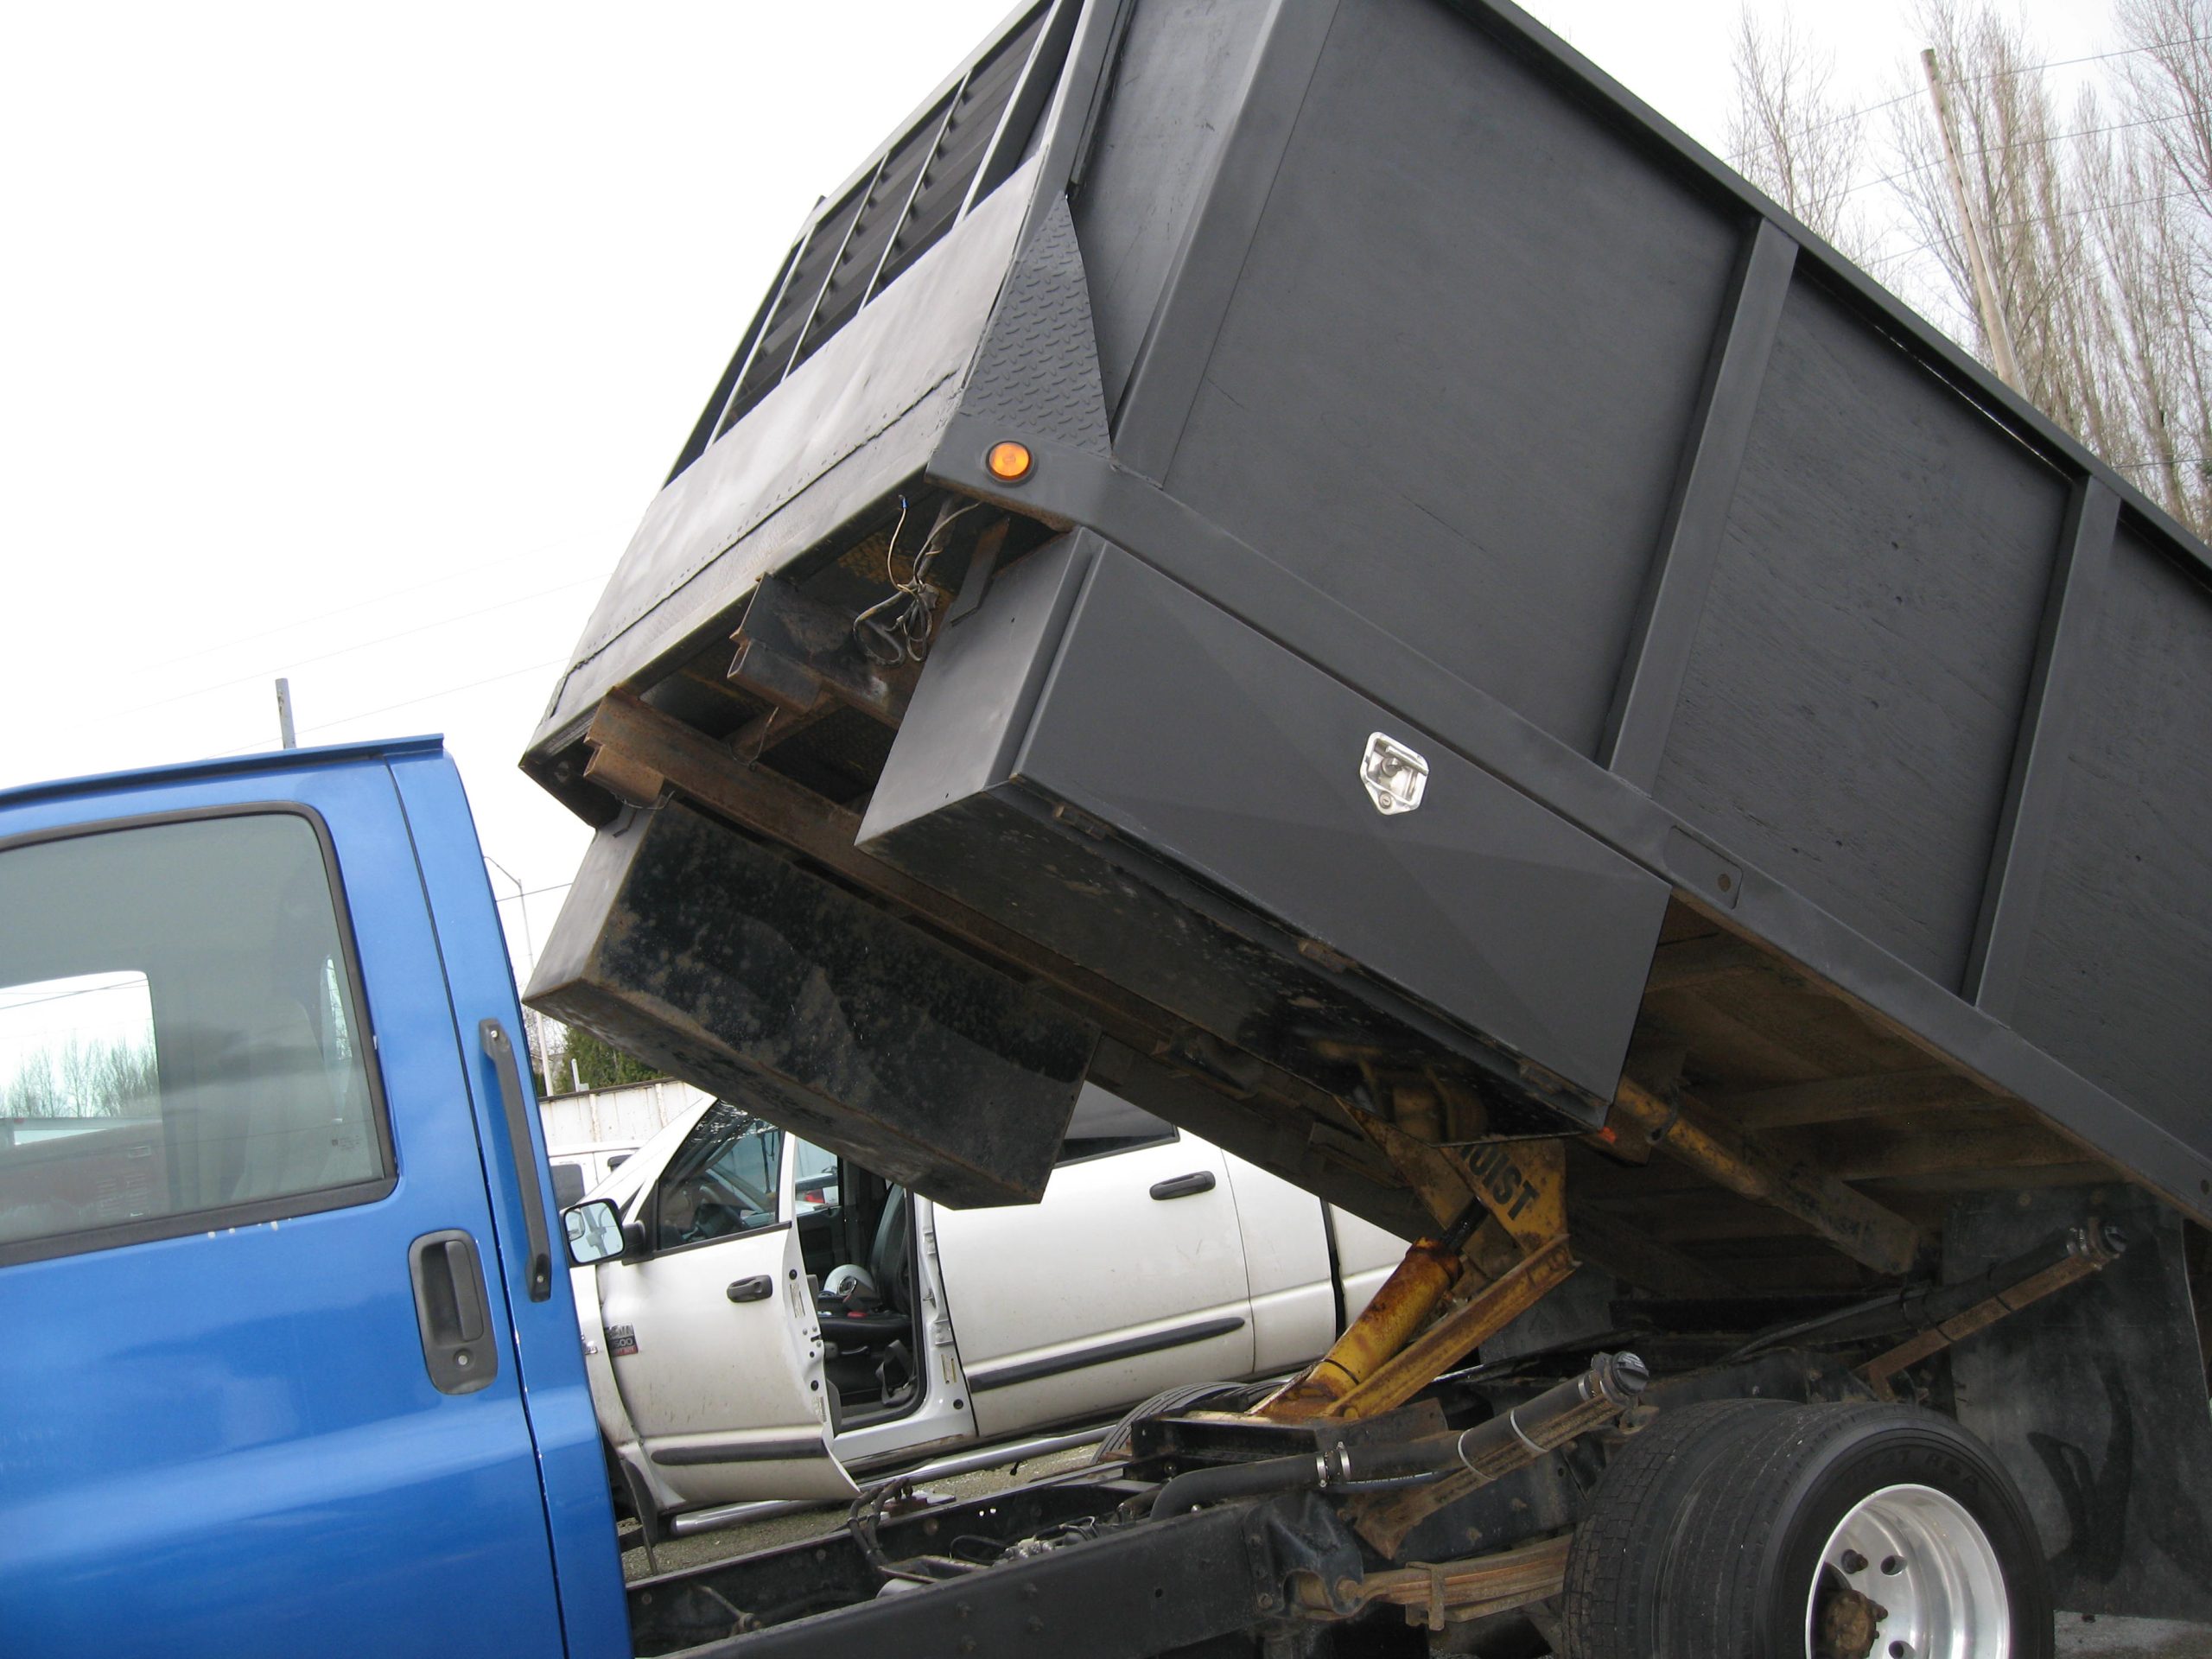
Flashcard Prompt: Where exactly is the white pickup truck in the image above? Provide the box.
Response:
[568,1085,1404,1531]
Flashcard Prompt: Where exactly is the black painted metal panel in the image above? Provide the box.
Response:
[1160,0,1741,760]
[1066,0,1273,416]
[862,535,1668,1119]
[1654,276,2068,990]
[2010,526,2212,1154]
[527,800,1095,1208]
[1947,1185,2212,1621]
[1603,222,1797,787]
[529,0,2212,1208]
[1014,548,1669,1103]
[1966,479,2120,1018]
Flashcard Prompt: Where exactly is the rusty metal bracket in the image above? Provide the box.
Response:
[581,744,666,811]
[726,575,917,725]
[1256,1113,1574,1422]
[1293,1533,1572,1629]
[1324,1236,1578,1421]
[1345,1353,1647,1559]
[1859,1217,2126,1398]
[1605,1075,1923,1277]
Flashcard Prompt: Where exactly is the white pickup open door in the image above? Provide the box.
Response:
[593,1221,857,1506]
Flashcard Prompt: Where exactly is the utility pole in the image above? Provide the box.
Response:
[1922,47,2024,392]
[274,678,298,749]
[485,855,557,1097]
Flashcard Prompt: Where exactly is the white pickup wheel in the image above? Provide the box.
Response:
[1561,1400,2051,1659]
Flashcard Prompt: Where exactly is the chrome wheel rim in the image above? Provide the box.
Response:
[1805,1483,2010,1659]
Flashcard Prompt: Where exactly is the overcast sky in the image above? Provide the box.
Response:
[0,0,2115,990]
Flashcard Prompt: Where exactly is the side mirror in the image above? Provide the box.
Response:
[563,1199,626,1267]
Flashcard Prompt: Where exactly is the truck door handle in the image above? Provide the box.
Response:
[409,1230,499,1395]
[1150,1172,1217,1201]
[480,1019,553,1302]
[727,1275,773,1304]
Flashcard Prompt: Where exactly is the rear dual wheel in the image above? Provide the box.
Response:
[1560,1400,2050,1658]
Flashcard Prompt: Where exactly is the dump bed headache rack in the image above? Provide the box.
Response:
[524,0,2212,1333]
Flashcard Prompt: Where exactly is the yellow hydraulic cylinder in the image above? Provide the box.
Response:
[1255,1236,1460,1421]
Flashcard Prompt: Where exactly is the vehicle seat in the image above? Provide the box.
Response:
[818,1188,909,1348]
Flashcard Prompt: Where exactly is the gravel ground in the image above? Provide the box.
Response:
[624,1458,2212,1656]
[2056,1616,2212,1657]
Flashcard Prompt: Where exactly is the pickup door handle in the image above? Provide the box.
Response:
[409,1230,498,1395]
[727,1275,773,1304]
[1149,1172,1217,1201]
[480,1019,553,1302]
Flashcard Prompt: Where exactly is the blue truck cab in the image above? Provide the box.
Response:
[0,740,629,1658]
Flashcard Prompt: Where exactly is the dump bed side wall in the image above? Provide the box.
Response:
[2008,522,2212,1153]
[530,0,2212,1216]
[1049,0,2212,1178]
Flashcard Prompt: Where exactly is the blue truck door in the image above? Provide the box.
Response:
[0,742,620,1659]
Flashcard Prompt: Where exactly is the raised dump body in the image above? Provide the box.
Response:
[525,0,2212,1305]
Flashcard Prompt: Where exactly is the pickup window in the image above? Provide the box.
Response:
[0,810,390,1262]
[1055,1085,1176,1166]
[651,1103,782,1249]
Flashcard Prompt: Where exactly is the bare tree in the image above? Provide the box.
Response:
[1889,3,2122,454]
[1725,0,2212,536]
[2107,0,2212,525]
[1726,5,1870,254]
[1,1035,159,1119]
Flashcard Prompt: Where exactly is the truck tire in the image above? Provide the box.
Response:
[1559,1398,1789,1659]
[1563,1399,2052,1659]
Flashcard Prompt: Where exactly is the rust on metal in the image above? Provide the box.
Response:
[580,744,666,810]
[1341,1104,1482,1231]
[1255,1236,1464,1421]
[1859,1217,2124,1398]
[1292,1533,1572,1630]
[1322,1236,1578,1421]
[1262,1101,1577,1421]
[723,574,916,724]
[1459,1136,1566,1254]
[1606,1075,1922,1276]
[1347,1349,1644,1558]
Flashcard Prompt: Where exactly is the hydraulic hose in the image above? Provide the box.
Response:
[1142,1352,1649,1516]
[1147,1453,1325,1518]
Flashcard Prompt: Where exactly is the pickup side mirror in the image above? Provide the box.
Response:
[563,1199,626,1267]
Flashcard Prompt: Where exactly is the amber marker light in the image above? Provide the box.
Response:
[986,440,1033,483]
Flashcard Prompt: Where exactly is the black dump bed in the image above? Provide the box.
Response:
[526,0,2212,1297]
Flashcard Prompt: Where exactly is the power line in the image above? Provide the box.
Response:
[1868,181,2209,272]
[1736,90,1917,165]
[1734,34,2212,169]
[493,880,574,904]
[113,574,598,719]
[299,658,565,735]
[1955,33,2212,85]
[1843,109,2193,200]
[137,529,607,677]
[199,657,565,760]
[2110,454,2212,471]
[0,978,147,1014]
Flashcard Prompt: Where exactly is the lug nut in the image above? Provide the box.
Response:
[1840,1549,1868,1573]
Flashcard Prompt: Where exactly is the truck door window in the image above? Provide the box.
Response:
[0,810,391,1263]
[1055,1085,1177,1166]
[652,1103,783,1249]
